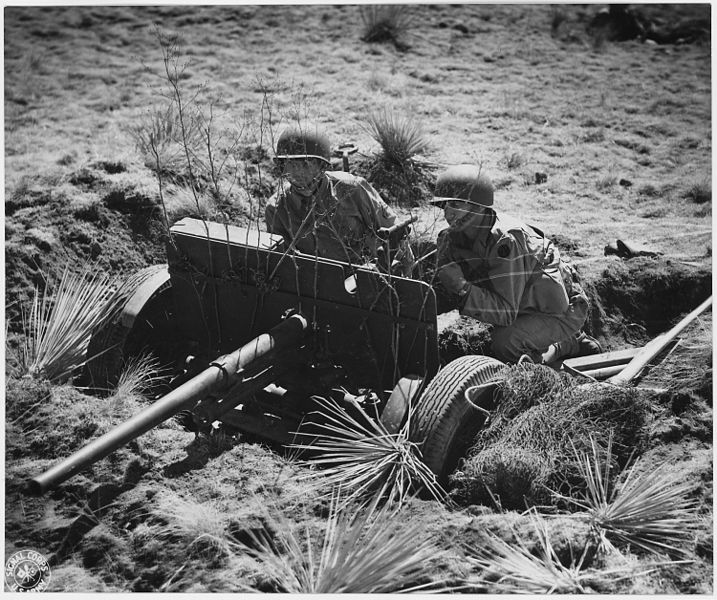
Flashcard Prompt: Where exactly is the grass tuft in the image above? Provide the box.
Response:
[112,352,166,400]
[558,434,697,556]
[364,107,429,168]
[163,183,218,223]
[236,491,441,593]
[293,397,446,506]
[128,104,202,179]
[21,266,139,383]
[359,5,413,49]
[152,494,234,562]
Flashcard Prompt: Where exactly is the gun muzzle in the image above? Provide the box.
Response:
[27,313,309,495]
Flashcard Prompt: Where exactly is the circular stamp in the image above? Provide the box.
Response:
[5,549,51,592]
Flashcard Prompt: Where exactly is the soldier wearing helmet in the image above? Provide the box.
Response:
[265,124,412,270]
[433,164,601,364]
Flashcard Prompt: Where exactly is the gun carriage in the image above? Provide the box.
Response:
[28,217,505,495]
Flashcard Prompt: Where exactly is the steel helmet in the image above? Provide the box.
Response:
[431,164,494,208]
[275,125,331,165]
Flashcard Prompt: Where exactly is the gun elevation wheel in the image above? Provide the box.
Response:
[85,264,180,393]
[411,355,506,483]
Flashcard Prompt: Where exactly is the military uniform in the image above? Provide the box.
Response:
[437,212,589,363]
[265,171,397,264]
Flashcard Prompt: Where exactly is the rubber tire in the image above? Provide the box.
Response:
[85,268,177,393]
[411,355,506,483]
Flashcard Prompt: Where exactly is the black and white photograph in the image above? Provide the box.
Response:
[4,2,712,593]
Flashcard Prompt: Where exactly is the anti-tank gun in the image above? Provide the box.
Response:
[28,217,505,495]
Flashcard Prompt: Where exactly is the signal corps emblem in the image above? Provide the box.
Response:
[5,549,51,592]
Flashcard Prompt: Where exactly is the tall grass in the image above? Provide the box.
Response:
[21,267,137,383]
[293,397,446,506]
[559,435,697,556]
[364,107,429,167]
[236,491,441,593]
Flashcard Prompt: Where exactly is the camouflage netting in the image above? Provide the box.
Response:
[449,364,655,509]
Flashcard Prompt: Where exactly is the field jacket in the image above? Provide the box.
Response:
[437,212,577,327]
[265,171,397,263]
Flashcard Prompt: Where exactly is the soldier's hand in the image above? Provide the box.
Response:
[437,262,468,294]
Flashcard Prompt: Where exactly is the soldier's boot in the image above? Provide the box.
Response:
[540,331,602,364]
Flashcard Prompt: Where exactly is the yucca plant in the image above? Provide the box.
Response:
[464,510,639,594]
[292,397,446,506]
[465,511,592,593]
[364,107,429,168]
[236,491,442,593]
[359,5,413,49]
[560,435,697,556]
[21,266,138,383]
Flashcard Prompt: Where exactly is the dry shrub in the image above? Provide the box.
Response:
[450,366,654,509]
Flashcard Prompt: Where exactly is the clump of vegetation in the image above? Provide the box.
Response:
[162,184,218,223]
[112,352,166,401]
[294,397,446,506]
[683,181,711,204]
[364,107,429,168]
[21,266,139,383]
[556,435,698,556]
[359,5,413,50]
[235,492,442,593]
[128,104,203,182]
[464,509,650,593]
[359,107,434,206]
[450,366,653,509]
[152,493,235,564]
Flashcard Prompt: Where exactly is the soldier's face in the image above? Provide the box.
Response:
[444,200,488,232]
[282,158,324,189]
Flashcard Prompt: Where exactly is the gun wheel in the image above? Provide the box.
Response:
[411,355,506,483]
[85,264,179,393]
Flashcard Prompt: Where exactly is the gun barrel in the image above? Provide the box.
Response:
[27,314,308,495]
